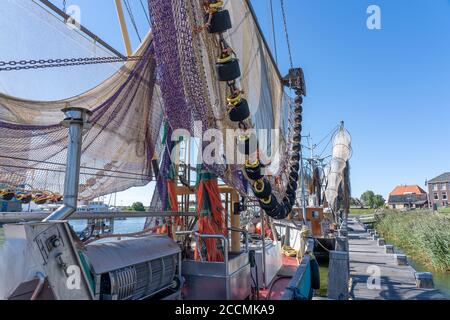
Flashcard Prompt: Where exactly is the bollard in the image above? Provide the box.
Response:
[415,272,434,289]
[395,254,408,266]
[335,236,348,252]
[328,251,349,300]
[377,238,386,246]
[385,244,394,254]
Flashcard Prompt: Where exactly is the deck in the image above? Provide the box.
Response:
[348,219,446,300]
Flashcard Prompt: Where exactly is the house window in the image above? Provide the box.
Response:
[442,184,447,191]
[434,192,439,200]
[433,184,438,191]
[442,193,448,201]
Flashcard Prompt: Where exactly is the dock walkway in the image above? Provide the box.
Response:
[348,219,446,300]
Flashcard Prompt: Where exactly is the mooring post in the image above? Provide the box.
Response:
[385,244,394,254]
[377,238,386,246]
[43,107,92,221]
[327,250,349,300]
[394,254,408,266]
[415,272,434,289]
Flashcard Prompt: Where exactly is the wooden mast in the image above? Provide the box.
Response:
[114,0,133,56]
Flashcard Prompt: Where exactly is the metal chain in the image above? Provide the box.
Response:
[0,56,142,72]
[280,0,294,69]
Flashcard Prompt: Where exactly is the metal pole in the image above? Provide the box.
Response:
[300,145,307,223]
[114,0,133,56]
[260,208,267,288]
[43,107,92,221]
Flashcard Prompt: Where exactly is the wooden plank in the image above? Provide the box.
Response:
[348,219,446,300]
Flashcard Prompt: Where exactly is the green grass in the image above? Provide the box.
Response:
[349,208,377,216]
[315,265,329,297]
[0,227,4,246]
[375,210,450,272]
[438,207,450,214]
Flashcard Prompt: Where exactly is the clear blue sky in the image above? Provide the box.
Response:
[2,0,450,204]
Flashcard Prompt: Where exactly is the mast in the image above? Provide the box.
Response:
[114,0,133,56]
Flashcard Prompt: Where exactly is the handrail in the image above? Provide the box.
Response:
[0,211,196,223]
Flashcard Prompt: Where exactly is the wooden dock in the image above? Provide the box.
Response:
[348,219,447,300]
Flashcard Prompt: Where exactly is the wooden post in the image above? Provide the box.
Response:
[415,272,434,289]
[114,0,133,56]
[327,251,349,300]
[395,254,408,266]
[230,190,241,252]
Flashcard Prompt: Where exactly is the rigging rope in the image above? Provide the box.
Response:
[123,0,142,43]
[139,0,151,26]
[269,0,278,64]
[0,155,152,178]
[280,0,294,69]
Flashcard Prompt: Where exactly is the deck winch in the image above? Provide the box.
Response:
[4,221,182,300]
[84,236,182,300]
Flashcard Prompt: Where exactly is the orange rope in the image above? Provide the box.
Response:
[196,179,227,262]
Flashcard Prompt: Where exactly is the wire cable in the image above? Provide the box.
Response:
[139,0,151,26]
[123,0,142,43]
[269,0,278,64]
[280,0,294,68]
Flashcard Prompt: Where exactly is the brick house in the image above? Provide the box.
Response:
[427,172,450,208]
[387,185,428,210]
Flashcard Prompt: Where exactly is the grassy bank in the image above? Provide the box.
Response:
[375,210,450,272]
[349,208,376,216]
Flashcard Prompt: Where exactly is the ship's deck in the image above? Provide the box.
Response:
[259,256,299,300]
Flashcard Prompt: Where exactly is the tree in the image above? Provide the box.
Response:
[131,202,145,212]
[360,191,385,209]
[372,194,386,209]
[361,191,375,207]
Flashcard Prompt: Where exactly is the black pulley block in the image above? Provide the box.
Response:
[290,171,299,182]
[295,96,303,105]
[291,154,300,162]
[292,143,301,153]
[259,194,279,211]
[293,124,302,133]
[282,197,293,213]
[216,58,241,82]
[245,162,263,181]
[287,192,296,206]
[291,162,300,172]
[293,134,301,143]
[237,133,258,156]
[229,98,250,122]
[206,10,232,34]
[252,179,272,199]
[268,204,287,220]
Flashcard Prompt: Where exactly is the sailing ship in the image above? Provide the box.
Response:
[0,0,351,300]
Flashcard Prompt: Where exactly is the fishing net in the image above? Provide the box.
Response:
[147,0,293,194]
[0,0,163,200]
[324,127,352,210]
